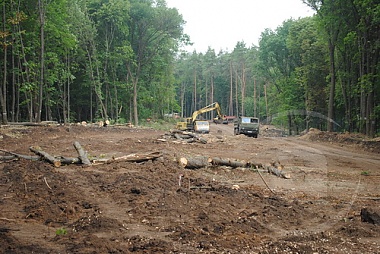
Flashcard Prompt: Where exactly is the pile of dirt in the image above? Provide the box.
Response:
[300,128,380,153]
[260,125,286,137]
[0,125,379,253]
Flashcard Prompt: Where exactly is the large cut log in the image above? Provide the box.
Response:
[113,151,162,163]
[212,157,248,168]
[174,133,182,140]
[73,141,91,165]
[93,151,162,164]
[178,156,212,169]
[7,121,57,126]
[266,165,290,179]
[29,146,61,167]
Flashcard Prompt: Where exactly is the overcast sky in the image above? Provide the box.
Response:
[165,0,315,53]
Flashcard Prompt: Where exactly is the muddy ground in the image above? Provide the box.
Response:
[0,123,379,253]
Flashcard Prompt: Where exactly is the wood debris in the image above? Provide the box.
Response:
[0,143,162,168]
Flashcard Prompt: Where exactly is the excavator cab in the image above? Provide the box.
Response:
[176,102,225,132]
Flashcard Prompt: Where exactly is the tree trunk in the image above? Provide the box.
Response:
[264,83,268,120]
[327,38,336,132]
[235,67,238,116]
[133,78,138,126]
[229,61,233,116]
[180,82,185,118]
[36,0,45,123]
[241,63,246,115]
[1,3,8,125]
[193,70,197,112]
[254,77,257,118]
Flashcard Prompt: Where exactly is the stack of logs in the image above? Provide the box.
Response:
[169,130,208,144]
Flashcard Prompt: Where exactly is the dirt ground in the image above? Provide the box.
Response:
[0,122,379,254]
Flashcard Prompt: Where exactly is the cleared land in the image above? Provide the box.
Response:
[0,123,379,253]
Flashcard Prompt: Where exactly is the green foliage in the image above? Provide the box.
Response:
[55,228,67,236]
[1,0,378,136]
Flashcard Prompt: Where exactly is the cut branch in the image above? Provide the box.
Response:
[0,149,40,160]
[266,165,290,179]
[73,141,91,166]
[29,146,61,167]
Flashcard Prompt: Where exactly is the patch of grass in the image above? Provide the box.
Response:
[361,171,370,176]
[55,228,67,236]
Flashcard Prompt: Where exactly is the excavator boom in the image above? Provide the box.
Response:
[176,102,225,132]
[191,102,224,122]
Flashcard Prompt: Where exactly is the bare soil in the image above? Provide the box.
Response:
[0,123,379,253]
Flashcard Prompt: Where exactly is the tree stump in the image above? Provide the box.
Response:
[361,207,380,224]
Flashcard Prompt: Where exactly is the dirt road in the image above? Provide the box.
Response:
[0,124,379,253]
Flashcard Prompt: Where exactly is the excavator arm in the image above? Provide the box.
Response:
[191,102,224,122]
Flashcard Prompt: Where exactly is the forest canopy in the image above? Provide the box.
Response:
[0,0,379,136]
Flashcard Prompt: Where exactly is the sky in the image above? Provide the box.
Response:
[165,0,315,53]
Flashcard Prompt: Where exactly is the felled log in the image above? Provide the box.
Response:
[93,151,162,164]
[266,165,290,179]
[183,131,208,144]
[248,161,263,169]
[212,157,248,168]
[56,156,81,165]
[0,155,18,161]
[178,156,212,169]
[29,146,61,167]
[7,121,57,126]
[73,141,91,165]
[0,149,40,161]
[173,133,183,140]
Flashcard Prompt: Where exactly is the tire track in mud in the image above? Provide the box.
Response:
[259,137,379,236]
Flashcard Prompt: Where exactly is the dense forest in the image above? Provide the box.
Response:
[0,0,379,136]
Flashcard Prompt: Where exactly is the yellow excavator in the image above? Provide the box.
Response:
[176,102,225,132]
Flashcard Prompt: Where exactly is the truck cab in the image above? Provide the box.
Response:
[234,116,259,138]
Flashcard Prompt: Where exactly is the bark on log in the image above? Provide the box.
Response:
[0,149,40,160]
[73,141,91,166]
[0,155,40,161]
[7,121,57,126]
[0,155,18,160]
[183,132,208,144]
[179,156,212,169]
[57,156,81,165]
[174,133,183,140]
[113,151,162,162]
[93,151,162,164]
[248,161,263,169]
[212,157,248,168]
[29,146,61,167]
[266,165,290,179]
